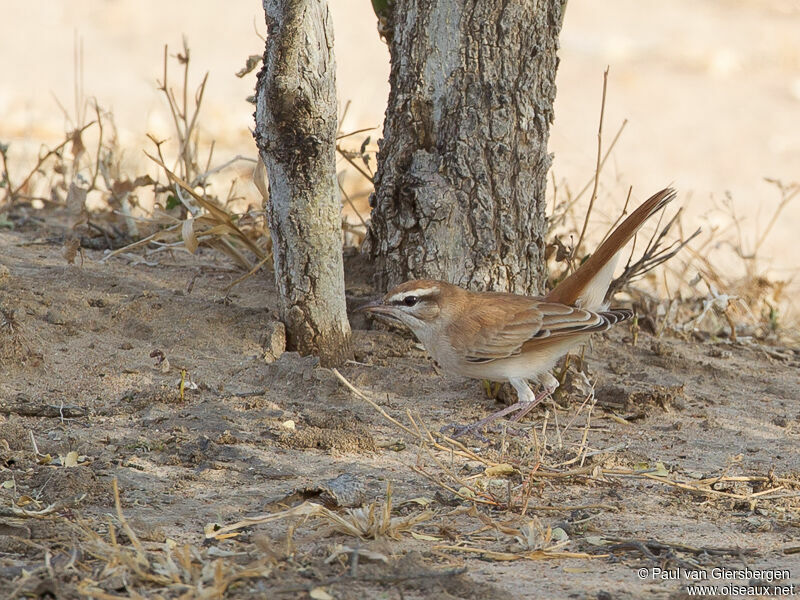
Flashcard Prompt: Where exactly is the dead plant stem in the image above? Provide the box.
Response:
[573,67,609,260]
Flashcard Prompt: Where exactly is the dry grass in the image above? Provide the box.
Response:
[333,369,799,510]
[545,71,797,343]
[1,35,793,341]
[325,368,800,573]
[4,359,797,597]
[62,481,274,599]
[207,482,433,543]
[5,478,437,598]
[0,38,267,282]
[1,40,797,599]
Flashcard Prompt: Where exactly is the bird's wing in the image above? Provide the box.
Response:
[457,297,629,363]
[519,303,631,351]
[457,298,544,362]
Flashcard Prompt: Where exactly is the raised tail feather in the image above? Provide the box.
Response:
[546,188,676,309]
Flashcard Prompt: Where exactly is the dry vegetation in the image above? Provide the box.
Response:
[1,38,798,599]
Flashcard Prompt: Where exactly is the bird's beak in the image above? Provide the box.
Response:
[355,299,388,314]
[356,299,404,324]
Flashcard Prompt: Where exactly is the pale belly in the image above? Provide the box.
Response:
[446,336,586,383]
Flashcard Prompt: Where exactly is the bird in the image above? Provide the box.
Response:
[359,188,677,435]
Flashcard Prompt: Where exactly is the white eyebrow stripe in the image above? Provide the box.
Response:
[387,287,439,303]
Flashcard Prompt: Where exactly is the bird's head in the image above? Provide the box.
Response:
[357,279,447,334]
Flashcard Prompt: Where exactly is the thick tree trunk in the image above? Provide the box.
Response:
[254,0,352,367]
[365,0,566,295]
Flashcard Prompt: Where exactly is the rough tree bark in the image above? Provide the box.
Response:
[365,0,567,295]
[254,0,353,366]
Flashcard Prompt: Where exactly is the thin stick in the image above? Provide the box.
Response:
[578,394,597,467]
[330,368,418,438]
[338,179,369,229]
[337,145,373,182]
[191,154,257,187]
[331,368,494,466]
[112,478,145,560]
[754,182,799,255]
[573,67,610,260]
[89,101,104,192]
[411,466,498,507]
[433,544,604,561]
[599,186,632,247]
[525,503,617,512]
[6,121,95,203]
[553,119,628,229]
[337,126,377,141]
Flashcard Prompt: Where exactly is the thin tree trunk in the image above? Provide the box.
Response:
[365,0,566,295]
[254,0,352,367]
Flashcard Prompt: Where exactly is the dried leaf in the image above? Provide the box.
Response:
[70,128,86,160]
[182,218,198,254]
[457,487,475,498]
[203,524,240,541]
[236,54,263,78]
[146,152,266,259]
[63,451,79,468]
[253,157,269,201]
[310,588,334,600]
[652,462,669,477]
[584,536,609,546]
[636,461,669,477]
[400,497,435,507]
[410,531,442,541]
[484,463,518,478]
[66,182,88,229]
[111,175,156,196]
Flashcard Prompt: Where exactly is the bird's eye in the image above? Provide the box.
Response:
[403,295,419,307]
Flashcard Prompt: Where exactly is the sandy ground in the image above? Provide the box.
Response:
[2,1,799,286]
[1,1,800,598]
[1,215,799,598]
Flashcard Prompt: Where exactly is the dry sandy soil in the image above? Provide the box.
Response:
[1,1,800,598]
[1,211,799,598]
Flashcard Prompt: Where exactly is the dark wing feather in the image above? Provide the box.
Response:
[522,307,633,350]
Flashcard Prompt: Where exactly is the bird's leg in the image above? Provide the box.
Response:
[444,375,560,438]
[509,373,558,422]
[445,378,536,438]
[444,401,525,438]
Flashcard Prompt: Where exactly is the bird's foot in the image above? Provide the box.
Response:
[440,422,492,442]
[442,401,531,439]
[509,387,554,423]
[442,382,556,440]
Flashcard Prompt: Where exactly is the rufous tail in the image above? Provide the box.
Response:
[546,187,676,308]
